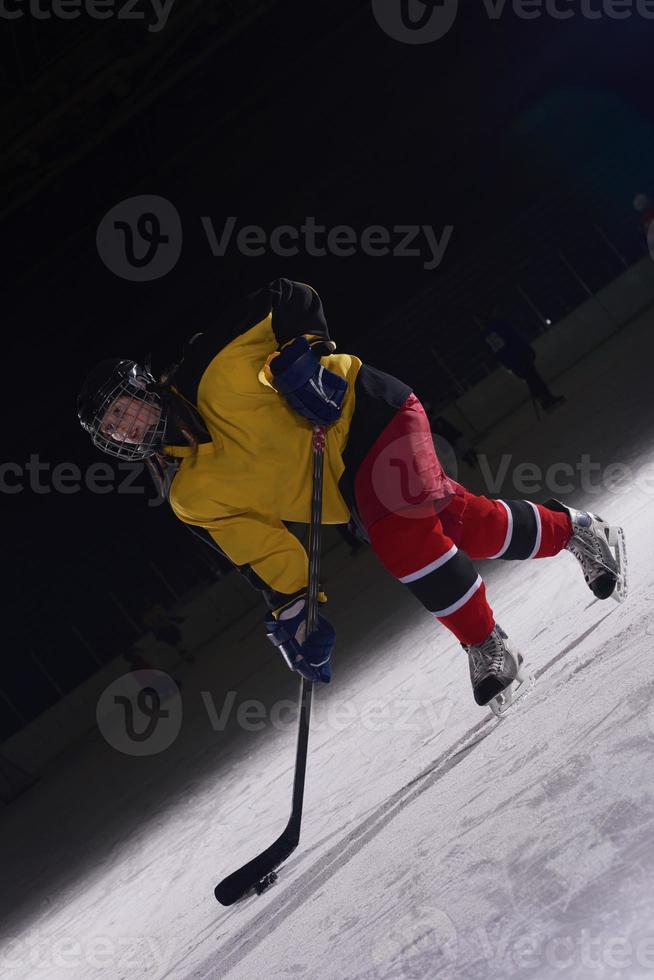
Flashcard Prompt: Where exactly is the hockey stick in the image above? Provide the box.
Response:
[214,425,326,906]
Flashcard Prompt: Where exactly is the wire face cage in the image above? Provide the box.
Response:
[80,361,167,460]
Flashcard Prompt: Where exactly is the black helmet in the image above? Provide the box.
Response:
[77,359,167,460]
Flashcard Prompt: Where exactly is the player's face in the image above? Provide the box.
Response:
[100,395,161,445]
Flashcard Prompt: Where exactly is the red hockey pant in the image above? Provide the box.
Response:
[353,394,572,646]
[364,493,572,645]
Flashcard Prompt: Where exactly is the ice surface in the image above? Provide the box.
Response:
[1,310,654,980]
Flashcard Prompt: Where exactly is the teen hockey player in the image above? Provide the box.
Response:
[77,279,626,712]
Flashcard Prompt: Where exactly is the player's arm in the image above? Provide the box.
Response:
[177,509,335,683]
[175,507,308,605]
[210,513,309,604]
[262,279,347,425]
[267,278,333,352]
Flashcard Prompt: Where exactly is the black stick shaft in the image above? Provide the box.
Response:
[214,424,326,905]
[306,424,326,633]
[290,424,325,822]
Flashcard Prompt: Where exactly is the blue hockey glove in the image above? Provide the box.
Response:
[265,597,334,684]
[269,337,347,425]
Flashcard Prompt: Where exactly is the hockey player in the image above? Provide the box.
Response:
[77,280,626,711]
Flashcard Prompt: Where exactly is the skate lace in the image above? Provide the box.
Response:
[567,523,608,582]
[470,632,504,680]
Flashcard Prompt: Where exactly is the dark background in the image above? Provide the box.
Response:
[2,0,652,737]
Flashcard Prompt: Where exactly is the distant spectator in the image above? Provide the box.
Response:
[336,521,366,556]
[212,550,236,579]
[480,314,565,414]
[141,601,195,664]
[422,401,478,472]
[633,193,654,250]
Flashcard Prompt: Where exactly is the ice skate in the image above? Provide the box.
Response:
[543,394,566,413]
[544,499,627,603]
[464,625,533,717]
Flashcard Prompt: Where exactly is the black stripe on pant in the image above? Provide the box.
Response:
[405,550,480,614]
[502,500,538,560]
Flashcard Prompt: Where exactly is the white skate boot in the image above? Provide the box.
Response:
[544,499,627,603]
[464,625,534,718]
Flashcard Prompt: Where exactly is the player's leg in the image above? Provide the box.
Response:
[364,508,524,706]
[350,395,524,706]
[439,491,572,562]
[440,491,625,601]
[366,509,493,645]
[522,365,565,411]
[350,393,491,645]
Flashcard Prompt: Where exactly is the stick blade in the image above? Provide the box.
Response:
[214,827,299,906]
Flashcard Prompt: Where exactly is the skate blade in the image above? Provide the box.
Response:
[607,525,628,603]
[488,667,534,718]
